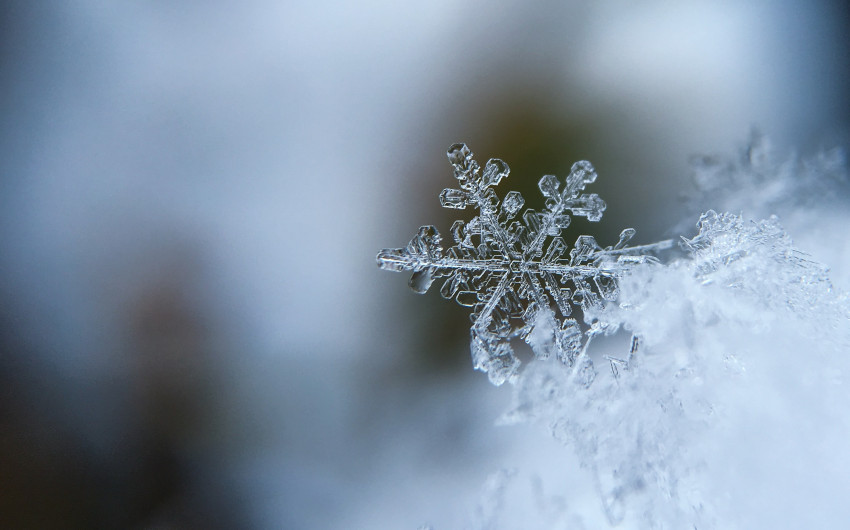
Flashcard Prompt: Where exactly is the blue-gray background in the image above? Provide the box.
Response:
[1,2,847,528]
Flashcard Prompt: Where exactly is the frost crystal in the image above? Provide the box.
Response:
[681,210,844,324]
[377,143,672,385]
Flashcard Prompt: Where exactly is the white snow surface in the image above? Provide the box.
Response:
[487,155,850,528]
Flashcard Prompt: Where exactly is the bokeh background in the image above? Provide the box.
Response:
[1,1,848,528]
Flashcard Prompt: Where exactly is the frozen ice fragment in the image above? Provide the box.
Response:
[553,215,571,229]
[409,267,435,294]
[574,359,596,387]
[571,235,601,264]
[564,160,597,194]
[523,209,542,235]
[440,188,469,209]
[525,307,559,360]
[480,187,499,208]
[456,291,479,307]
[440,272,466,300]
[543,237,567,263]
[556,319,582,365]
[480,341,520,386]
[482,158,510,188]
[466,216,482,234]
[447,142,472,168]
[614,228,636,249]
[594,273,619,300]
[450,220,468,246]
[538,174,560,198]
[566,194,606,221]
[501,191,525,218]
[376,248,410,272]
[407,225,442,258]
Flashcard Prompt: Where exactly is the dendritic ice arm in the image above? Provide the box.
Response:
[377,143,673,385]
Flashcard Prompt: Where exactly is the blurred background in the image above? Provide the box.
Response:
[1,1,848,528]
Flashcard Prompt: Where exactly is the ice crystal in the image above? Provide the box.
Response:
[681,210,846,326]
[377,143,672,385]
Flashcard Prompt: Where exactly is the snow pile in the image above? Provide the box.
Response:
[497,147,850,528]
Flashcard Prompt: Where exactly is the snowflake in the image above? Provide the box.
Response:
[377,143,672,385]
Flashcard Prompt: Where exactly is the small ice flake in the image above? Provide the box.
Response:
[501,191,525,218]
[439,188,470,209]
[377,144,673,385]
[481,158,510,188]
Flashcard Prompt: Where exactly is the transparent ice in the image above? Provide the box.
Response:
[377,143,673,385]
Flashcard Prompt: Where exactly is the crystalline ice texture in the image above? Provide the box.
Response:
[377,144,672,385]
